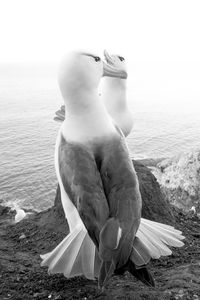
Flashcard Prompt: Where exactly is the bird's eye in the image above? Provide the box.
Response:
[94,56,101,62]
[118,56,125,61]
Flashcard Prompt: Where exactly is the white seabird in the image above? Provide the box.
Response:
[101,50,133,137]
[53,50,133,138]
[41,51,184,289]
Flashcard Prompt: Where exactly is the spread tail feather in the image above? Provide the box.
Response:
[135,218,185,260]
[131,237,151,266]
[40,216,184,281]
[40,225,101,280]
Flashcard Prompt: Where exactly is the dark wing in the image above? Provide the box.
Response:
[97,133,142,287]
[58,134,109,248]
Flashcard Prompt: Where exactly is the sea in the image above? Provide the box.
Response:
[1,63,200,211]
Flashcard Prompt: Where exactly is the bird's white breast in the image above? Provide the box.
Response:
[61,105,117,144]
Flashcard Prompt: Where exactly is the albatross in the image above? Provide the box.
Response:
[41,51,184,289]
[100,50,133,137]
[54,50,133,137]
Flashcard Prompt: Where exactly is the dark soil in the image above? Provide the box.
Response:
[0,205,200,300]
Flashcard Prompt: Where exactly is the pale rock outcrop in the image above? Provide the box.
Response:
[152,149,200,212]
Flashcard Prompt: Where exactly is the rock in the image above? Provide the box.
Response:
[33,292,48,298]
[0,205,10,216]
[0,205,15,224]
[36,184,69,234]
[19,233,26,240]
[136,157,165,168]
[14,208,27,223]
[133,160,174,224]
[153,149,200,212]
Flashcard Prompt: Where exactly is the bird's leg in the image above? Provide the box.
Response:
[95,286,105,298]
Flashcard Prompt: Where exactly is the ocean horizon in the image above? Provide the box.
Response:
[1,63,200,211]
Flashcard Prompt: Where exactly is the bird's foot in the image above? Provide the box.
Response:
[95,286,105,298]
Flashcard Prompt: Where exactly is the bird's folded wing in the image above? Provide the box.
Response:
[40,126,104,279]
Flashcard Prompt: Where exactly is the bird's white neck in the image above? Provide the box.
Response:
[63,89,100,115]
[61,92,117,144]
[100,77,133,137]
[101,78,127,112]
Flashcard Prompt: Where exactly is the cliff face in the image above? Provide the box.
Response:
[133,161,174,224]
[152,150,200,212]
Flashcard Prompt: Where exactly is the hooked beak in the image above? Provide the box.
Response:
[104,49,115,66]
[103,61,127,79]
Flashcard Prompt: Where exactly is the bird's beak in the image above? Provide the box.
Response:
[104,49,115,66]
[103,61,127,79]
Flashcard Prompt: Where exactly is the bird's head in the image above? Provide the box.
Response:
[58,51,127,101]
[104,50,127,72]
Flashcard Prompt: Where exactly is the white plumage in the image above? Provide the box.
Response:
[101,50,134,137]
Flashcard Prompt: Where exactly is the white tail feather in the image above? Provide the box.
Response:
[40,224,100,279]
[140,221,184,247]
[136,230,163,259]
[137,223,173,256]
[69,231,98,278]
[141,218,184,236]
[40,225,83,266]
[131,237,151,266]
[136,218,185,260]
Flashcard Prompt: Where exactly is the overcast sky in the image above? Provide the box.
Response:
[0,0,200,63]
[1,0,200,111]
